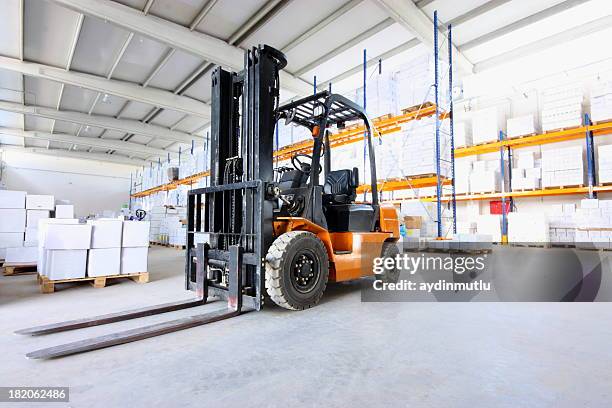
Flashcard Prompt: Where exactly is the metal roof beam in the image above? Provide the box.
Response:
[49,0,313,96]
[460,0,592,52]
[0,128,170,157]
[0,56,211,119]
[0,101,201,144]
[293,18,395,77]
[282,0,364,53]
[375,0,474,73]
[474,15,612,72]
[0,145,150,166]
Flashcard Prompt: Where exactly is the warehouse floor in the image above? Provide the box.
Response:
[1,247,612,407]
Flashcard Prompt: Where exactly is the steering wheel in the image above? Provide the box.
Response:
[291,153,322,175]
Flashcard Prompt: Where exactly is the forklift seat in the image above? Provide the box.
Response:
[323,169,358,204]
[323,168,374,232]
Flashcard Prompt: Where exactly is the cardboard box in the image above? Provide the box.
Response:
[44,249,87,280]
[5,246,37,263]
[88,248,121,277]
[0,232,24,248]
[121,247,148,274]
[403,216,422,229]
[87,219,123,248]
[43,224,92,250]
[26,195,55,210]
[25,227,37,246]
[0,190,26,209]
[55,205,74,219]
[0,209,26,232]
[26,210,50,227]
[122,221,150,248]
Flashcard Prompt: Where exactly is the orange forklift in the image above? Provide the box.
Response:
[17,45,400,358]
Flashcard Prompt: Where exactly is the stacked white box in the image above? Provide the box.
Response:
[512,152,542,191]
[0,190,27,258]
[26,195,55,210]
[394,53,448,110]
[0,190,26,208]
[454,159,472,194]
[540,85,583,132]
[591,80,612,123]
[395,118,451,178]
[454,122,472,148]
[26,210,50,227]
[597,144,612,184]
[469,170,500,193]
[5,246,37,263]
[356,71,398,118]
[86,219,123,277]
[0,209,26,232]
[121,221,150,274]
[471,107,505,144]
[41,224,91,280]
[541,146,584,188]
[55,205,74,219]
[476,215,501,242]
[508,213,548,243]
[507,114,535,138]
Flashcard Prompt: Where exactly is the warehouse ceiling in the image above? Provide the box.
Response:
[0,0,609,167]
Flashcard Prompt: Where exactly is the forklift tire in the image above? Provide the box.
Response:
[377,241,400,283]
[265,231,329,310]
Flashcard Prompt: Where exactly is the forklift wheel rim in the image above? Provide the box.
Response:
[290,249,321,294]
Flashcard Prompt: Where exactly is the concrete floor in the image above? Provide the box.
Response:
[1,246,612,407]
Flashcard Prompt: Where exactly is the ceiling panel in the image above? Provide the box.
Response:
[78,125,105,138]
[0,134,24,146]
[91,94,129,117]
[421,0,492,24]
[25,115,53,132]
[0,111,23,129]
[148,0,208,27]
[195,0,268,41]
[245,0,350,51]
[59,85,98,113]
[112,34,170,84]
[71,16,131,77]
[0,0,22,59]
[453,0,568,46]
[24,0,80,68]
[300,23,413,83]
[100,130,127,140]
[126,134,151,144]
[0,69,24,103]
[146,50,205,91]
[24,77,62,108]
[50,141,73,150]
[279,1,390,72]
[118,101,156,120]
[26,139,48,148]
[173,115,207,133]
[463,0,612,63]
[53,120,80,135]
[113,0,149,9]
[150,109,185,128]
[147,138,173,149]
[182,69,212,102]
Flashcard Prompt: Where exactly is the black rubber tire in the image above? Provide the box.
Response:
[377,241,400,283]
[265,231,329,310]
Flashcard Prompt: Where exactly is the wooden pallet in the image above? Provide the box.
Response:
[506,133,537,140]
[598,182,612,187]
[373,113,394,122]
[170,244,186,250]
[544,184,583,190]
[2,262,37,276]
[509,243,551,248]
[512,187,539,192]
[39,272,149,294]
[401,102,434,115]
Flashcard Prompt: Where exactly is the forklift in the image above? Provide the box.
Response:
[17,45,400,359]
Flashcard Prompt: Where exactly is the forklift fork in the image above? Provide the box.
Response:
[17,244,245,359]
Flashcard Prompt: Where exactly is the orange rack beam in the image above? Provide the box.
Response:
[455,121,612,158]
[357,175,451,194]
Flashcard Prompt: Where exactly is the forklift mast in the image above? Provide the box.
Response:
[185,45,286,310]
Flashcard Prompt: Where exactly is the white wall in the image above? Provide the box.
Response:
[0,150,136,217]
